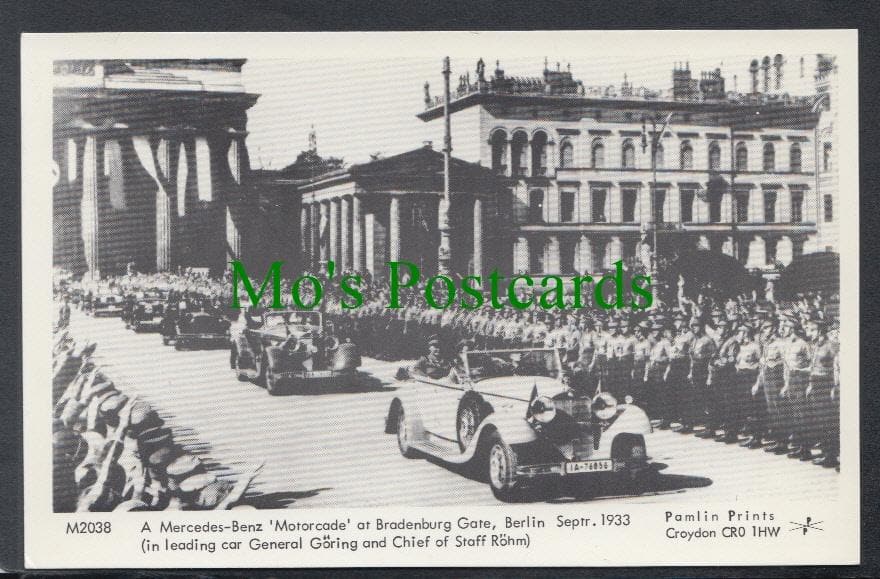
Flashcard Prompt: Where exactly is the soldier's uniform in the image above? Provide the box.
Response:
[709,321,739,441]
[782,317,813,460]
[645,322,672,425]
[734,326,762,446]
[668,316,695,431]
[690,320,717,434]
[807,321,839,467]
[631,322,654,407]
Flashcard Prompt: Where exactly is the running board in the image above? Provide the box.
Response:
[413,436,472,465]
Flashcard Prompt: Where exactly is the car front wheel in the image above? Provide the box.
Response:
[487,432,527,502]
[396,407,419,458]
[456,399,484,451]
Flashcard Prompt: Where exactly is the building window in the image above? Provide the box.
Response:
[531,131,548,176]
[66,139,78,183]
[709,195,722,223]
[763,142,775,172]
[591,139,605,169]
[529,239,545,274]
[560,238,576,275]
[653,188,666,224]
[764,190,776,223]
[766,237,778,265]
[653,143,664,169]
[528,189,545,223]
[559,140,574,168]
[622,188,637,223]
[591,187,607,222]
[824,194,833,222]
[490,130,507,174]
[680,189,695,222]
[790,191,803,223]
[735,191,749,223]
[709,141,722,170]
[823,142,832,172]
[790,143,802,173]
[679,141,693,170]
[735,141,748,172]
[103,139,126,210]
[560,190,576,222]
[621,139,636,169]
[511,132,528,177]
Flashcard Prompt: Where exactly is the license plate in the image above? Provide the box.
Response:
[565,459,613,474]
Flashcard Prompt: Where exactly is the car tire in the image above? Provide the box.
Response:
[230,348,249,382]
[255,352,267,387]
[396,407,419,458]
[456,398,485,452]
[265,365,282,395]
[174,341,183,351]
[487,432,527,502]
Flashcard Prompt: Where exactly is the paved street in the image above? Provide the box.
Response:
[66,310,839,509]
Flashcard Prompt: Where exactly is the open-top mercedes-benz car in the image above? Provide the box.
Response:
[230,310,361,395]
[385,348,652,501]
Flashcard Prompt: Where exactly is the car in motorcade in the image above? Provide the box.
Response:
[161,297,231,350]
[385,348,653,501]
[88,285,125,316]
[230,310,361,395]
[125,288,169,331]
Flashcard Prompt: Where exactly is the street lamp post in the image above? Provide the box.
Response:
[438,56,453,275]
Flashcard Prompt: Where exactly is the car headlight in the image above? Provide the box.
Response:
[592,392,618,420]
[529,396,556,423]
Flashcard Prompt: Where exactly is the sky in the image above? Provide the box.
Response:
[239,38,824,170]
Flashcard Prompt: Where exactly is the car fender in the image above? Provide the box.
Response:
[596,404,652,456]
[385,394,426,440]
[474,408,539,447]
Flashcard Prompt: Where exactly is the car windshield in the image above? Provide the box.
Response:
[464,350,561,381]
[263,311,321,328]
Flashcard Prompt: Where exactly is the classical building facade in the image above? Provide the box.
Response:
[295,146,507,278]
[418,58,827,277]
[53,59,259,278]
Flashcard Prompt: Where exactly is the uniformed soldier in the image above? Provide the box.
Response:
[411,335,454,379]
[631,321,653,407]
[645,320,673,427]
[708,318,739,442]
[669,312,695,432]
[690,318,717,437]
[806,316,839,468]
[780,314,813,461]
[734,323,763,447]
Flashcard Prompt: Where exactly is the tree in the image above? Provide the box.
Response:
[279,149,345,180]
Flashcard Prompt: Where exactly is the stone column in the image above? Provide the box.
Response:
[340,196,351,271]
[778,187,792,223]
[721,192,733,222]
[319,202,329,265]
[388,196,401,262]
[225,137,242,263]
[329,198,340,263]
[300,205,310,264]
[473,197,483,276]
[514,236,529,273]
[310,203,320,269]
[81,134,99,278]
[506,139,513,177]
[155,138,172,271]
[352,196,364,272]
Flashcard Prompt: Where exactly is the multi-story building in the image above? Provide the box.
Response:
[814,54,838,253]
[418,59,825,277]
[53,59,260,278]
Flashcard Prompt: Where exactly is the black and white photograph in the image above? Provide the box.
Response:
[22,30,860,568]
